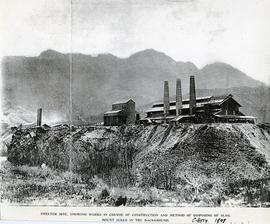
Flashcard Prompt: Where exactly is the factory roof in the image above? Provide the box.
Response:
[104,110,122,115]
[146,103,204,113]
[146,105,187,113]
[152,96,212,106]
[144,115,176,120]
[146,99,227,113]
[219,96,241,107]
[149,94,239,112]
[112,99,134,105]
[214,115,256,119]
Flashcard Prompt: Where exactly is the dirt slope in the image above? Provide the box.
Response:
[3,123,270,206]
[7,123,270,178]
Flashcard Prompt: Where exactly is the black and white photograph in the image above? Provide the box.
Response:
[0,0,270,221]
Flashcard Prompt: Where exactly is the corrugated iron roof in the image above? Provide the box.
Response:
[146,102,210,113]
[148,95,234,113]
[207,99,224,104]
[146,105,188,113]
[152,96,213,106]
[211,94,233,100]
[104,110,122,115]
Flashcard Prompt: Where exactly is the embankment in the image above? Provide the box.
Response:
[6,123,270,206]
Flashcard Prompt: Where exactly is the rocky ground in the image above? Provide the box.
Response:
[1,123,270,207]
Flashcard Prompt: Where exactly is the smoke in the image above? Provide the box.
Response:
[42,111,67,124]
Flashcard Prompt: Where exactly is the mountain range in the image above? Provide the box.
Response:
[1,49,269,125]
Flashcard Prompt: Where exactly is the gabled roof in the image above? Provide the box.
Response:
[112,99,134,105]
[219,95,241,107]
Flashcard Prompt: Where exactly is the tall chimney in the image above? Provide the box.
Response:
[37,108,42,126]
[189,76,196,115]
[163,81,170,117]
[176,78,182,116]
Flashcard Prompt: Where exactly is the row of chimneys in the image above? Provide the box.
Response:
[163,75,196,116]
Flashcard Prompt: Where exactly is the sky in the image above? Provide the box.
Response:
[0,0,270,84]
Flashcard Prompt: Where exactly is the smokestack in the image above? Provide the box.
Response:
[163,81,170,117]
[189,76,196,114]
[176,78,182,116]
[37,108,42,126]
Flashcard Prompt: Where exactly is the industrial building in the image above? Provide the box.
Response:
[144,76,257,124]
[104,99,140,126]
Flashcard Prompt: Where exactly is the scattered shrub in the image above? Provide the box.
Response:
[62,171,82,184]
[109,168,134,188]
[114,196,127,206]
[99,188,110,199]
[11,165,55,179]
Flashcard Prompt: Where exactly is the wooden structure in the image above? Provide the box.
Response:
[104,99,139,126]
[144,94,256,123]
[143,76,256,124]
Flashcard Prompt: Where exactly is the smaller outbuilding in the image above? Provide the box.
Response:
[104,99,139,126]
